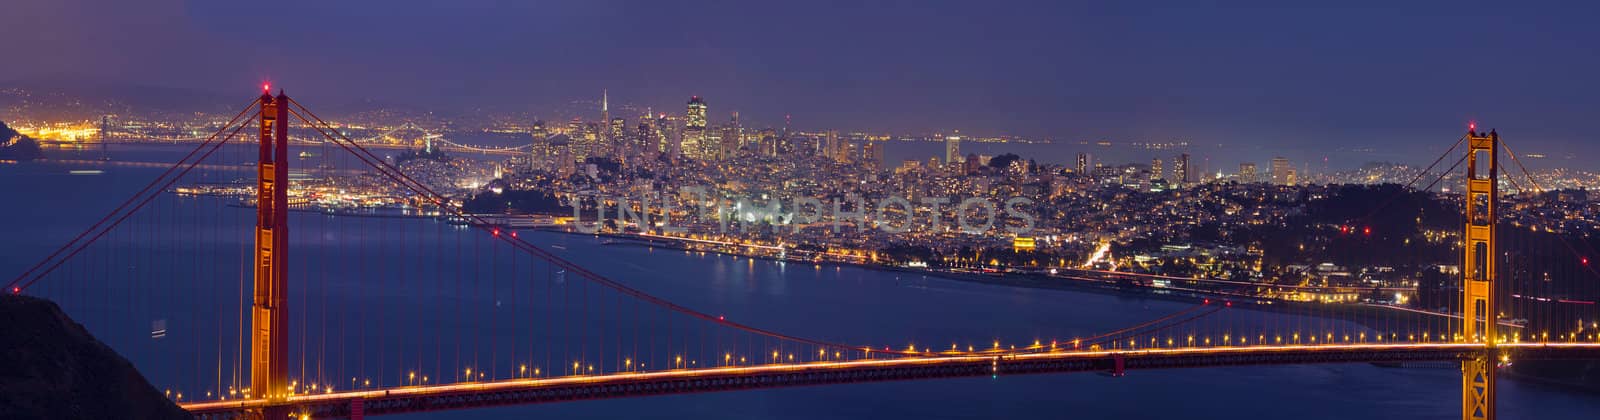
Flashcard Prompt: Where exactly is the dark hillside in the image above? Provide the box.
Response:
[0,294,191,420]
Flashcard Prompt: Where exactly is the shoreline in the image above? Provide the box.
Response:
[530,227,1428,323]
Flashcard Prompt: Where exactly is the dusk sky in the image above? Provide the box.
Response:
[3,0,1597,157]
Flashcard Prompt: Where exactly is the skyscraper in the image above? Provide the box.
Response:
[719,125,739,161]
[720,112,741,159]
[1150,157,1164,181]
[758,128,778,157]
[944,132,962,169]
[636,121,655,161]
[1174,153,1192,185]
[686,96,707,128]
[862,141,884,170]
[609,118,626,158]
[1239,163,1257,183]
[683,96,708,160]
[824,130,839,157]
[656,114,677,158]
[565,118,591,162]
[1076,153,1090,176]
[528,120,550,171]
[530,120,548,139]
[779,114,794,155]
[1271,157,1291,185]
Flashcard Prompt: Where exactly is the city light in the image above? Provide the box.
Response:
[13,7,1600,420]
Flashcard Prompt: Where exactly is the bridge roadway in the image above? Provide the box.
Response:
[181,342,1600,419]
[91,139,527,155]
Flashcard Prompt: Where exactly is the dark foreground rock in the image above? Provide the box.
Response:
[0,294,191,420]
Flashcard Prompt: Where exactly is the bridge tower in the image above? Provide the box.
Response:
[1461,128,1498,420]
[251,89,291,414]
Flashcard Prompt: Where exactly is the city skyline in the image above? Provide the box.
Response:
[3,3,1600,419]
[3,1,1599,160]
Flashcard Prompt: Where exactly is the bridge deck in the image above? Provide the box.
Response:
[183,342,1600,419]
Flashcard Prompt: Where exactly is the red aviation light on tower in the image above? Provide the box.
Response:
[1469,121,1476,132]
[262,83,271,93]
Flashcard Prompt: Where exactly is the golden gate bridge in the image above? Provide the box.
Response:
[7,89,1600,420]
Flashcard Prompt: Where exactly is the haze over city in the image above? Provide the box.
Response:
[5,0,1600,164]
[2,2,1600,420]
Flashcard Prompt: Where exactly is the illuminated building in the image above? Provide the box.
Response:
[656,114,679,158]
[529,126,554,171]
[781,114,792,154]
[860,141,883,169]
[636,121,655,161]
[549,134,574,175]
[758,128,779,157]
[1239,162,1257,183]
[720,112,741,160]
[823,130,842,161]
[1271,157,1291,185]
[944,132,961,171]
[1076,152,1090,176]
[565,118,591,162]
[683,96,708,160]
[1150,157,1163,181]
[600,89,610,145]
[610,117,626,158]
[1174,153,1192,185]
[1013,237,1036,252]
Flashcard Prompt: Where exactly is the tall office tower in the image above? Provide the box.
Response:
[683,96,708,160]
[1076,152,1090,176]
[823,130,839,156]
[778,114,793,155]
[944,132,962,168]
[840,139,858,163]
[1239,163,1257,183]
[609,117,626,158]
[686,96,707,129]
[530,120,548,139]
[584,122,604,160]
[1174,153,1192,185]
[721,112,742,158]
[758,128,778,157]
[1150,157,1164,181]
[564,118,590,162]
[861,141,884,169]
[656,114,677,156]
[601,89,610,131]
[1270,157,1291,184]
[719,125,739,161]
[636,121,655,161]
[1286,169,1298,185]
[529,133,553,171]
[555,136,576,176]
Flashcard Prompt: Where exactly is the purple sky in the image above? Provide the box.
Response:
[2,0,1597,160]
